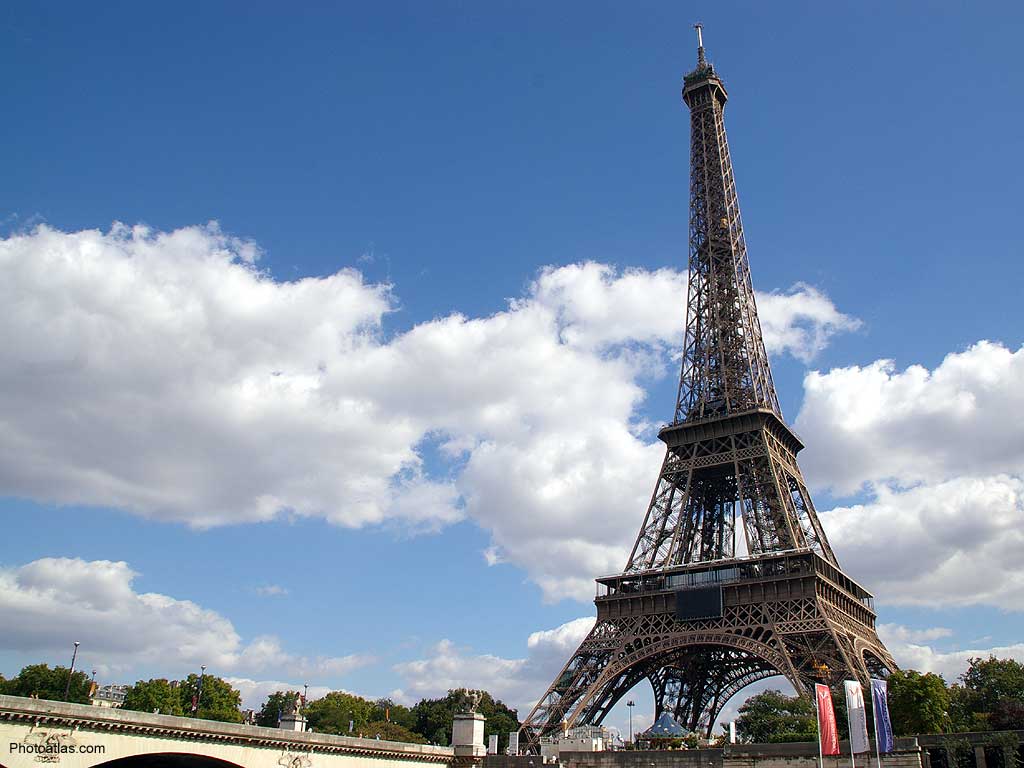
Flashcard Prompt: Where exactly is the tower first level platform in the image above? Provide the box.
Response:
[519,552,895,751]
[596,549,891,686]
[596,550,875,635]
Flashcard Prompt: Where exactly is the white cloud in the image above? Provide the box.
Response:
[236,635,375,679]
[393,617,595,714]
[757,283,861,362]
[0,557,372,680]
[797,341,1024,495]
[527,263,687,351]
[821,475,1024,609]
[0,225,857,602]
[226,678,334,711]
[793,342,1024,611]
[255,585,289,597]
[880,625,954,644]
[878,624,1024,683]
[0,223,423,530]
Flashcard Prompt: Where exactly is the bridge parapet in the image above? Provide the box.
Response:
[0,695,453,768]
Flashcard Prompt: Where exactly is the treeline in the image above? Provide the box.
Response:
[263,688,519,748]
[0,666,517,748]
[0,664,94,704]
[735,656,1024,744]
[0,665,243,723]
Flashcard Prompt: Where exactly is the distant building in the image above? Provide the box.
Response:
[90,684,129,708]
[242,709,258,725]
[540,725,610,761]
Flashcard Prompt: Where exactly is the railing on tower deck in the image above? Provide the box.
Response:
[594,549,875,610]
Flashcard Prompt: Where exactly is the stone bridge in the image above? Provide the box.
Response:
[0,696,453,768]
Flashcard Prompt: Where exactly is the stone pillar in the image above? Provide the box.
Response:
[973,746,987,768]
[452,712,486,768]
[279,713,307,732]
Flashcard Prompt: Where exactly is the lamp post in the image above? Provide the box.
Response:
[626,700,635,747]
[63,642,80,701]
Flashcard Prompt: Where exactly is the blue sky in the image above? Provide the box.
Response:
[2,0,1023,736]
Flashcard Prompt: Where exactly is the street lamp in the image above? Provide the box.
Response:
[63,642,80,701]
[626,700,635,747]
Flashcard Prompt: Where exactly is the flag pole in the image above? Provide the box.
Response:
[815,692,824,768]
[846,686,855,768]
[871,682,883,768]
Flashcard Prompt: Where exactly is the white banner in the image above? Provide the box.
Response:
[507,731,519,755]
[488,734,498,755]
[844,680,870,754]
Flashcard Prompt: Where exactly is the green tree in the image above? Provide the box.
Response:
[887,670,950,735]
[257,691,301,727]
[361,720,427,744]
[305,691,375,735]
[735,689,817,744]
[961,657,1024,711]
[122,679,183,716]
[179,673,242,723]
[948,684,983,733]
[371,698,417,732]
[990,700,1024,731]
[957,656,1024,730]
[410,690,520,750]
[411,696,452,745]
[1,664,91,704]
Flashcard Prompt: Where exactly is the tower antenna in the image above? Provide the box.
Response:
[694,22,705,65]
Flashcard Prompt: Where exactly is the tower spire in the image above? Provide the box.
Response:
[694,22,705,66]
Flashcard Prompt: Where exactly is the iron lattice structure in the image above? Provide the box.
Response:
[518,31,896,753]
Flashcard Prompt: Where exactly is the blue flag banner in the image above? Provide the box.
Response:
[871,678,895,754]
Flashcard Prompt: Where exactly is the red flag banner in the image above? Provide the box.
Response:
[815,683,840,756]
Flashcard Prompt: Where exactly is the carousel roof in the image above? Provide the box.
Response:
[642,712,686,738]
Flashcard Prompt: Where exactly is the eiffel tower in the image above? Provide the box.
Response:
[518,26,896,752]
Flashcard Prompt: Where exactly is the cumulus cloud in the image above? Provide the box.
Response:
[822,475,1024,609]
[527,263,687,351]
[757,283,861,362]
[793,342,1024,611]
[797,341,1024,495]
[0,223,425,530]
[0,557,373,679]
[226,678,334,711]
[254,584,289,597]
[0,225,856,602]
[393,617,595,713]
[878,624,1024,683]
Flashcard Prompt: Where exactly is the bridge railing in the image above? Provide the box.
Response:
[0,695,453,762]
